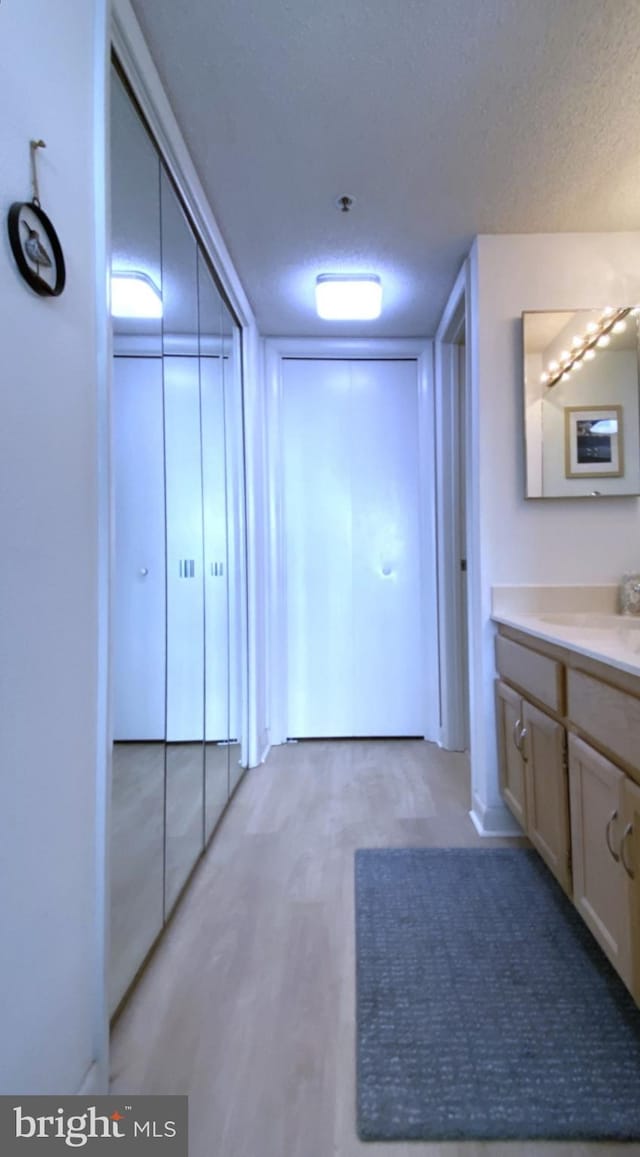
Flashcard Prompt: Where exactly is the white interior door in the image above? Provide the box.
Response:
[200,355,229,743]
[112,356,166,740]
[282,358,424,738]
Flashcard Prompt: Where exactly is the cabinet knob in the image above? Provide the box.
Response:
[139,567,149,577]
[605,809,620,862]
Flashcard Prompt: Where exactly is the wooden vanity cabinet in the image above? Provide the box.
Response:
[623,776,640,1001]
[496,622,640,1005]
[523,700,571,894]
[568,733,632,986]
[496,678,571,894]
[496,680,527,828]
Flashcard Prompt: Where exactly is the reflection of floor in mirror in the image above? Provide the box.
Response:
[111,741,243,1015]
[165,743,206,916]
[205,742,229,841]
[227,742,243,796]
[110,743,165,1015]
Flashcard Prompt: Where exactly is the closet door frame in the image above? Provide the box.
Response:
[264,337,438,747]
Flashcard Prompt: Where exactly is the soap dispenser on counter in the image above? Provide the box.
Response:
[620,573,640,615]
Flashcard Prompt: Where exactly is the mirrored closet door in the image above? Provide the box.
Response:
[109,63,248,1016]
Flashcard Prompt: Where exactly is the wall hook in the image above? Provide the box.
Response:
[30,139,47,207]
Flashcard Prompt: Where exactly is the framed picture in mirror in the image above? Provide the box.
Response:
[522,307,640,498]
[564,405,623,479]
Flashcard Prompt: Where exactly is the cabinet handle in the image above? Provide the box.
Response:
[605,809,620,862]
[512,718,522,751]
[621,823,635,879]
[519,726,528,762]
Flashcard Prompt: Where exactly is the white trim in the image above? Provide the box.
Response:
[470,796,523,838]
[111,0,255,331]
[92,0,111,1096]
[434,261,471,750]
[265,340,288,745]
[240,323,264,767]
[416,344,439,741]
[264,336,438,744]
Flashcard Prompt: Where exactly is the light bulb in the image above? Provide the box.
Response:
[571,335,584,348]
[602,306,615,317]
[584,349,596,360]
[540,371,549,384]
[612,320,627,333]
[586,322,598,334]
[562,371,570,381]
[571,360,583,371]
[597,334,610,347]
[560,349,570,362]
[548,360,559,372]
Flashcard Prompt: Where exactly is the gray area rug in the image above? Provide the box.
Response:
[355,847,640,1141]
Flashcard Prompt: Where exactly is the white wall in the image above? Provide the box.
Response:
[468,233,640,831]
[0,1,109,1092]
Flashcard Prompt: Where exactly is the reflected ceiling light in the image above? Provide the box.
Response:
[542,306,632,387]
[112,271,162,318]
[315,274,382,320]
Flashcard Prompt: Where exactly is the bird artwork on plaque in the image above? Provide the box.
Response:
[6,139,66,297]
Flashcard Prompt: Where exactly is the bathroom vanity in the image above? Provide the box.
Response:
[493,588,640,1003]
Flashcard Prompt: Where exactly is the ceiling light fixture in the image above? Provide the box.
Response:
[111,271,162,319]
[315,274,382,321]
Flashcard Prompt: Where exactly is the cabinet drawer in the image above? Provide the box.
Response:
[495,635,564,713]
[568,669,640,774]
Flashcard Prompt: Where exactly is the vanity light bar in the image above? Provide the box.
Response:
[541,307,632,388]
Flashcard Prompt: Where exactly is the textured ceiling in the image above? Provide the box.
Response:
[129,0,640,337]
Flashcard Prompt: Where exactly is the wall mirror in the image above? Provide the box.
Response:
[523,308,640,498]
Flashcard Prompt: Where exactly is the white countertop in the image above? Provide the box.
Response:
[491,586,640,679]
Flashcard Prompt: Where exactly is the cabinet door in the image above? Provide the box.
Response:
[622,777,640,1003]
[523,701,571,895]
[569,733,631,984]
[495,680,526,828]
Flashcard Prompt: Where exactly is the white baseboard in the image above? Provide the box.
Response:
[470,795,523,837]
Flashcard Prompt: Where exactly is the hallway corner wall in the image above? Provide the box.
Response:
[0,0,110,1093]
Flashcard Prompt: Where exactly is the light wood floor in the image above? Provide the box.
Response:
[110,739,640,1157]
